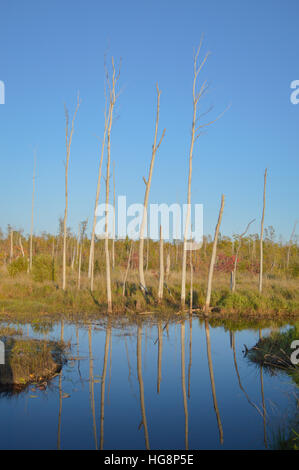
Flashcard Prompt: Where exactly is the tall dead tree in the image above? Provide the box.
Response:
[88,87,110,287]
[204,194,225,314]
[259,169,267,293]
[181,42,212,308]
[139,84,165,294]
[77,219,87,289]
[62,94,80,290]
[104,57,120,313]
[29,150,37,271]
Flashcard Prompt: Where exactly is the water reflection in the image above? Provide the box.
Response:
[137,323,150,450]
[100,320,111,450]
[180,322,188,450]
[204,319,224,445]
[0,317,297,450]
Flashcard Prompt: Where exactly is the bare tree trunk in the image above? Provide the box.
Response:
[88,92,110,285]
[76,224,80,265]
[259,169,267,294]
[104,59,120,314]
[139,84,165,294]
[77,244,82,289]
[19,236,25,257]
[204,195,225,314]
[62,95,80,290]
[165,251,170,281]
[123,241,133,296]
[158,225,164,302]
[286,220,298,270]
[77,220,87,290]
[10,229,13,263]
[232,219,255,292]
[71,244,76,270]
[29,151,37,271]
[181,43,210,308]
[190,250,193,312]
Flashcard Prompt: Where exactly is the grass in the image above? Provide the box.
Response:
[0,337,67,393]
[247,323,299,373]
[0,266,299,324]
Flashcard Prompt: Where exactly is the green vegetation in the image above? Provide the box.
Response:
[7,256,28,277]
[0,226,298,321]
[32,254,55,282]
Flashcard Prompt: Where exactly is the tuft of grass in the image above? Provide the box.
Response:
[0,337,66,392]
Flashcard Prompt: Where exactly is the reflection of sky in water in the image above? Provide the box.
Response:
[0,319,297,450]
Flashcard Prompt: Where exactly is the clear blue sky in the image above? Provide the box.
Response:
[0,0,298,241]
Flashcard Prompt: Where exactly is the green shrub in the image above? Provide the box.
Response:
[8,257,28,277]
[32,255,55,282]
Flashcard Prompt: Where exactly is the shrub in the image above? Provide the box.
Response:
[7,257,28,277]
[32,255,55,282]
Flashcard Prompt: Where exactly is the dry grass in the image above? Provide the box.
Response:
[0,265,298,323]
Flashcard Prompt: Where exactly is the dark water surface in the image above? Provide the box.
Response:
[0,317,297,450]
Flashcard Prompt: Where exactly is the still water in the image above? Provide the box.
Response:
[0,317,297,450]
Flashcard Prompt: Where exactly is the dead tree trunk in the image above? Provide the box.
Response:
[165,251,170,281]
[139,84,165,294]
[204,194,225,314]
[104,57,120,313]
[9,229,13,263]
[259,169,267,293]
[77,220,87,290]
[19,236,25,257]
[123,241,133,296]
[29,150,37,271]
[62,94,80,290]
[181,43,211,308]
[88,90,110,286]
[286,220,298,270]
[158,225,164,302]
[190,250,193,312]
